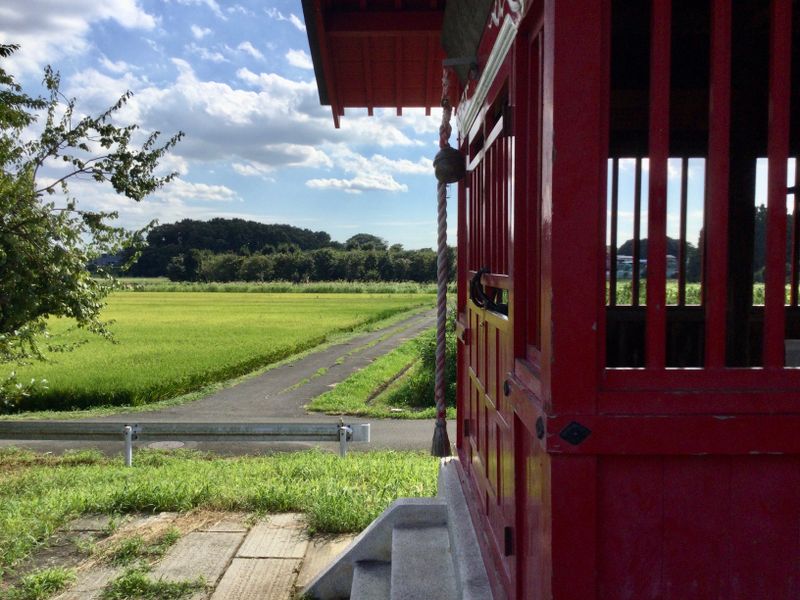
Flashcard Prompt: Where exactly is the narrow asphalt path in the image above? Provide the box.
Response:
[2,308,456,454]
[112,308,437,421]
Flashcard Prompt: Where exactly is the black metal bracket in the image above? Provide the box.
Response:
[559,421,591,446]
[504,526,514,556]
[535,417,545,440]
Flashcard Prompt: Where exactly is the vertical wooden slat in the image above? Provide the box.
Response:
[646,0,671,369]
[632,158,643,307]
[763,0,792,368]
[490,144,496,269]
[791,160,800,307]
[609,159,619,307]
[704,0,731,369]
[678,157,689,306]
[505,136,510,274]
[394,37,403,116]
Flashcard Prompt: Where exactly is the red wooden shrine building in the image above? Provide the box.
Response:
[303,1,800,598]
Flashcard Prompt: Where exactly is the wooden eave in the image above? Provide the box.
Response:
[302,0,447,127]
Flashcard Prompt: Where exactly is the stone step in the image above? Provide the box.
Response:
[390,526,457,600]
[350,560,391,600]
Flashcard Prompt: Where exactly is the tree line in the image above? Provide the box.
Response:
[616,206,796,284]
[123,219,455,283]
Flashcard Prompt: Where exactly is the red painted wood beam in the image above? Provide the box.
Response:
[312,0,343,128]
[763,0,792,368]
[361,38,374,116]
[704,0,731,368]
[547,414,800,455]
[325,11,443,36]
[645,0,671,369]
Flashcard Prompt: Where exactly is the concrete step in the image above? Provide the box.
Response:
[350,560,391,600]
[390,526,457,600]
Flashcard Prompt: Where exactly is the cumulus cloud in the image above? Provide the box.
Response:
[306,175,407,194]
[185,43,228,63]
[99,56,135,74]
[304,146,431,193]
[164,178,238,201]
[237,41,264,61]
[61,178,258,230]
[0,1,156,74]
[64,60,422,183]
[190,24,212,39]
[286,49,313,70]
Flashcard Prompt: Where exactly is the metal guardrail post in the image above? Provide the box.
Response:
[339,425,352,457]
[123,425,134,467]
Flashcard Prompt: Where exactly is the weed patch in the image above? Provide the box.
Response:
[1,567,75,600]
[100,568,203,600]
[0,448,437,583]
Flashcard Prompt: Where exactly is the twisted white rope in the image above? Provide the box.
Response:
[432,69,452,456]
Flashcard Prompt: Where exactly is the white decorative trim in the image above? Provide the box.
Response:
[489,0,525,28]
[456,14,519,137]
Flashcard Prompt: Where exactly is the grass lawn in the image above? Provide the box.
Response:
[308,335,456,419]
[6,292,432,412]
[0,447,439,584]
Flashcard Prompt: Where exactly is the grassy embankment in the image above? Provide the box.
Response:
[0,447,438,592]
[5,292,433,413]
[309,314,457,419]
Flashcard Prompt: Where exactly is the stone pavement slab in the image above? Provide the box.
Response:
[53,565,121,600]
[210,558,301,600]
[153,531,245,585]
[237,513,308,559]
[296,534,357,590]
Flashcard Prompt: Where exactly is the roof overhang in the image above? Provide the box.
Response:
[302,0,447,127]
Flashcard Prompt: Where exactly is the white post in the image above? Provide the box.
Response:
[123,425,133,467]
[338,425,351,457]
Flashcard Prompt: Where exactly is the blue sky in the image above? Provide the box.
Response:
[2,0,447,249]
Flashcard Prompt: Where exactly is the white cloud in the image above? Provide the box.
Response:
[288,14,306,32]
[372,155,432,175]
[307,175,407,194]
[304,146,430,194]
[163,178,237,201]
[237,41,264,61]
[190,24,212,39]
[175,0,225,20]
[286,49,313,70]
[227,5,253,16]
[232,162,272,177]
[63,61,426,192]
[99,56,134,74]
[266,8,306,32]
[185,43,228,63]
[0,1,156,75]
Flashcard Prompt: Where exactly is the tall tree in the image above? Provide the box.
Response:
[0,44,182,405]
[345,233,388,251]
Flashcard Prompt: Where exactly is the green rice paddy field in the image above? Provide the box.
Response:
[7,292,433,412]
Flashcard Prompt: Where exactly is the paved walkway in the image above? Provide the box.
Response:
[2,308,455,454]
[52,512,354,600]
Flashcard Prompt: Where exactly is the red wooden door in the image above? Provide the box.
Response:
[458,52,518,595]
